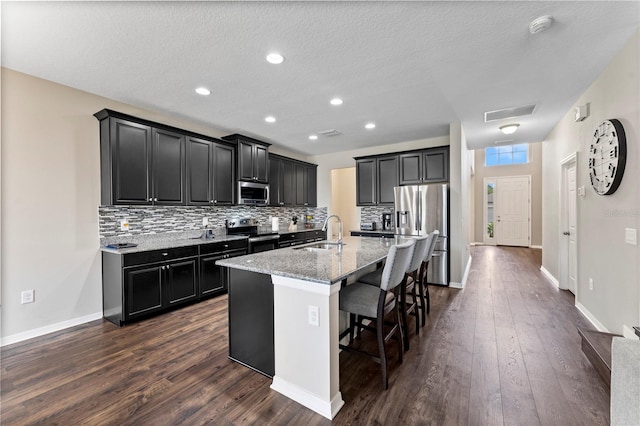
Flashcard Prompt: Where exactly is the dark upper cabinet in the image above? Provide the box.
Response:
[294,163,317,207]
[106,117,153,205]
[282,160,295,206]
[222,134,270,183]
[376,155,399,205]
[356,159,376,206]
[306,165,317,207]
[356,156,397,206]
[152,128,186,205]
[269,154,317,207]
[268,157,285,206]
[423,147,449,182]
[187,137,235,206]
[399,152,423,185]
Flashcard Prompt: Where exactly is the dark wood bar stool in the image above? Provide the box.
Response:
[338,239,415,389]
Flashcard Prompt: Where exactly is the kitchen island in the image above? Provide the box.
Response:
[216,235,409,420]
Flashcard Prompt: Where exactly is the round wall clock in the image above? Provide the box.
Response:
[588,119,627,195]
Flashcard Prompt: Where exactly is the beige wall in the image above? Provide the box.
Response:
[472,142,543,245]
[330,168,357,238]
[0,68,305,342]
[541,31,639,334]
[449,123,472,286]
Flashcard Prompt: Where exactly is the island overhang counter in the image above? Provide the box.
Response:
[216,235,408,420]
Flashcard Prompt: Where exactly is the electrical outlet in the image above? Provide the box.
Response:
[120,219,129,231]
[625,228,637,245]
[589,278,594,291]
[21,290,34,304]
[308,305,319,327]
[202,217,209,227]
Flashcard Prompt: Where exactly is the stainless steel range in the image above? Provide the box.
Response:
[226,218,280,253]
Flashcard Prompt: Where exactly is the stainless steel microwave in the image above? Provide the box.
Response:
[237,181,269,206]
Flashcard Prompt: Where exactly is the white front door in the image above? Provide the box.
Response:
[567,164,577,294]
[560,154,578,294]
[496,176,530,247]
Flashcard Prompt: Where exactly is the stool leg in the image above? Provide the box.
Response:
[377,303,388,389]
[349,313,355,343]
[400,277,410,351]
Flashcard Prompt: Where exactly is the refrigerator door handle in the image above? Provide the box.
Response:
[417,190,422,231]
[415,191,420,231]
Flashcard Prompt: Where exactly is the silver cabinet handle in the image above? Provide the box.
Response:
[154,198,158,202]
[214,200,217,204]
[162,252,168,256]
[210,200,214,203]
[148,197,153,202]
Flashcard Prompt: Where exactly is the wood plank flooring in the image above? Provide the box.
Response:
[1,246,610,425]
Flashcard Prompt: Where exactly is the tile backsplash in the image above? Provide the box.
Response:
[99,205,328,238]
[360,206,395,230]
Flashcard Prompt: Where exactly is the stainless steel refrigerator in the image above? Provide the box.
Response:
[394,184,449,286]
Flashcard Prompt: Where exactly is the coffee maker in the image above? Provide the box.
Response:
[382,213,392,231]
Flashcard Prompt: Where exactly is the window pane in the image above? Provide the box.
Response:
[513,151,528,164]
[485,147,498,156]
[499,153,513,164]
[486,153,499,166]
[498,145,512,154]
[513,144,528,152]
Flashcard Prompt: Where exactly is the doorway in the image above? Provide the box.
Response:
[483,176,531,247]
[330,168,357,239]
[560,153,578,294]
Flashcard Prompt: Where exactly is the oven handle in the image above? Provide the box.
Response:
[249,235,280,243]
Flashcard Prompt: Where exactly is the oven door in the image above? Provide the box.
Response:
[249,235,280,253]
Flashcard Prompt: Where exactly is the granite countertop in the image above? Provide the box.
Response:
[216,235,412,285]
[351,229,395,235]
[100,231,248,254]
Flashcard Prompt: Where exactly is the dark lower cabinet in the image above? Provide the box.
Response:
[278,229,326,248]
[124,265,163,319]
[228,269,274,377]
[200,247,247,298]
[166,259,198,305]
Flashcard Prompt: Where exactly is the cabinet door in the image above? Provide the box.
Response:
[294,163,307,206]
[153,128,185,205]
[187,137,213,205]
[399,152,423,185]
[200,253,226,297]
[282,160,295,206]
[166,258,198,306]
[356,159,376,206]
[212,143,235,205]
[306,165,317,207]
[124,265,163,319]
[268,158,282,206]
[424,148,449,182]
[111,118,152,204]
[238,141,255,181]
[254,144,269,182]
[377,155,399,205]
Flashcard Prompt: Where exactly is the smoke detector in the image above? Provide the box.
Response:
[529,15,553,34]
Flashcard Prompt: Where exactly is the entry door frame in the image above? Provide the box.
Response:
[559,152,578,294]
[483,175,532,247]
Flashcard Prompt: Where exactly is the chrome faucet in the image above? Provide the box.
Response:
[322,215,343,244]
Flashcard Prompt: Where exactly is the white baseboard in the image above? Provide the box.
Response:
[450,255,472,289]
[271,376,344,420]
[540,265,560,288]
[1,311,103,347]
[530,245,542,249]
[622,325,637,339]
[575,302,609,332]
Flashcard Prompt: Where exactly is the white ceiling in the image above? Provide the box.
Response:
[2,1,639,155]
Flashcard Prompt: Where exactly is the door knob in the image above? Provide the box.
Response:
[563,231,570,236]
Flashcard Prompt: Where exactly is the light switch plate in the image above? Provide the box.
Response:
[625,228,637,245]
[577,186,586,198]
[308,305,319,327]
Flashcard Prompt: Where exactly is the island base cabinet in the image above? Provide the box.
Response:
[227,269,274,377]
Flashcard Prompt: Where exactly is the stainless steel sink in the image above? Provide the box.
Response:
[293,242,346,252]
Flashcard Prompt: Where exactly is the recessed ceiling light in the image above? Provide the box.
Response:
[365,122,376,129]
[195,87,211,96]
[265,116,276,123]
[309,135,318,140]
[330,98,343,106]
[500,124,520,135]
[266,53,284,64]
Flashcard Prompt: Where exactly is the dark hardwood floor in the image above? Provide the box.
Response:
[1,246,610,425]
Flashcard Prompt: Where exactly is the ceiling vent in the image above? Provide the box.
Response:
[484,104,536,122]
[317,129,342,137]
[494,139,515,145]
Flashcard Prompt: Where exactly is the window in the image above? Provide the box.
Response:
[485,144,528,166]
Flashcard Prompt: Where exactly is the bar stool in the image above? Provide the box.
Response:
[360,236,429,350]
[338,239,415,389]
[418,230,439,321]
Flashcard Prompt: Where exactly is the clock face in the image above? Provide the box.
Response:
[588,119,627,195]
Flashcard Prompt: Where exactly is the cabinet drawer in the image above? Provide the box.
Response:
[279,232,304,242]
[123,246,198,267]
[200,239,248,255]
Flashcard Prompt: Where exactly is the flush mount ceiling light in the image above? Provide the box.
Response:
[309,135,318,140]
[266,53,284,64]
[195,87,211,96]
[330,98,343,106]
[365,122,376,129]
[500,124,520,134]
[265,116,276,123]
[529,15,553,34]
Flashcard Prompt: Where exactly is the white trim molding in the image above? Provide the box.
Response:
[576,302,608,332]
[530,245,542,249]
[271,376,344,420]
[1,311,103,347]
[540,265,560,288]
[450,255,472,289]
